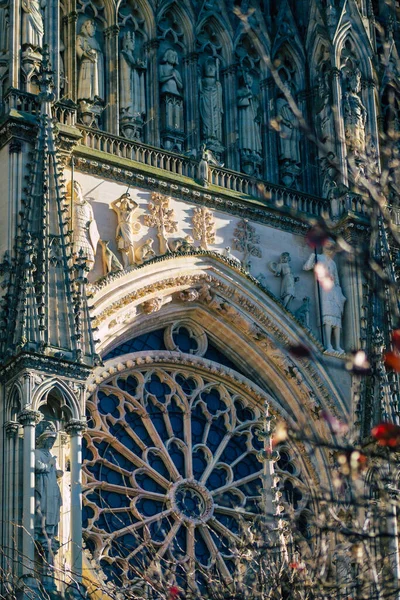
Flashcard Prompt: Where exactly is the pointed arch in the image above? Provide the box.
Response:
[117,0,156,39]
[31,378,81,420]
[157,0,195,52]
[196,14,233,65]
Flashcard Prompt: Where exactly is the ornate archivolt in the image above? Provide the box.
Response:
[89,253,349,427]
[83,355,315,594]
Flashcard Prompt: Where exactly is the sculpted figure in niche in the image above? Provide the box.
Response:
[69,181,100,269]
[35,423,63,542]
[159,49,183,96]
[199,57,224,144]
[21,0,45,49]
[120,31,146,119]
[111,193,141,267]
[0,0,9,54]
[237,72,262,165]
[303,240,346,353]
[268,252,298,309]
[76,19,104,101]
[343,67,367,156]
[276,92,300,165]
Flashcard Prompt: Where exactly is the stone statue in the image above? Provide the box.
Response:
[294,296,310,328]
[100,240,123,275]
[343,68,367,156]
[119,31,146,119]
[237,72,262,170]
[159,49,183,96]
[69,181,100,269]
[197,144,222,187]
[199,57,224,144]
[76,19,104,101]
[21,0,45,49]
[35,423,63,542]
[0,0,9,54]
[168,236,193,253]
[303,241,346,353]
[276,93,300,164]
[134,238,156,265]
[268,252,298,309]
[111,192,141,267]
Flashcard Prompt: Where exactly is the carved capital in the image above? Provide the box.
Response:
[144,39,159,52]
[104,25,120,38]
[4,421,19,437]
[18,409,42,427]
[9,140,22,154]
[65,419,86,436]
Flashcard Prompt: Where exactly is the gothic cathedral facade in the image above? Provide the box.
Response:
[0,0,398,597]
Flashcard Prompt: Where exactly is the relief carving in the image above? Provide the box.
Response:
[267,252,298,309]
[143,193,178,254]
[192,206,215,250]
[111,192,141,267]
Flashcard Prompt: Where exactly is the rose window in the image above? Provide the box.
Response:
[82,356,308,593]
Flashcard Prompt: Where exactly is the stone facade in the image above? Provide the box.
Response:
[0,0,398,597]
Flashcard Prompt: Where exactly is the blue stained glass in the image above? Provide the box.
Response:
[175,374,197,394]
[214,512,240,534]
[147,402,169,439]
[168,398,184,438]
[98,391,119,417]
[117,375,138,396]
[192,451,207,479]
[195,531,211,566]
[207,467,227,490]
[125,410,153,447]
[145,374,171,401]
[233,453,260,480]
[136,498,165,517]
[220,434,247,462]
[169,442,185,475]
[147,452,170,480]
[149,518,171,543]
[103,329,166,360]
[100,560,123,585]
[111,534,137,558]
[82,505,94,529]
[234,401,254,422]
[173,327,198,352]
[201,388,225,413]
[135,471,165,494]
[206,416,226,452]
[104,511,135,531]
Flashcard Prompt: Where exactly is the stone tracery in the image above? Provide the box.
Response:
[82,354,310,592]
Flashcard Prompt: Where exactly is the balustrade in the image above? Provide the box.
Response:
[0,95,368,220]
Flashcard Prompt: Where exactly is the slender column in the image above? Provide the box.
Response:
[145,39,160,146]
[183,52,199,153]
[17,408,42,576]
[262,77,279,183]
[104,25,120,135]
[65,419,86,585]
[67,9,78,101]
[4,421,20,577]
[331,68,348,186]
[222,64,238,170]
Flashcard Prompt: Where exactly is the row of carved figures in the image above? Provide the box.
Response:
[0,0,372,185]
[68,183,346,353]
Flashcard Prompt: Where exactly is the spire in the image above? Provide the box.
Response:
[0,50,98,368]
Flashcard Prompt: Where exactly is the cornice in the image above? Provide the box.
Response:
[0,351,93,384]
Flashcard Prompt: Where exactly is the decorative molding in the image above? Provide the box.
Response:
[18,409,43,427]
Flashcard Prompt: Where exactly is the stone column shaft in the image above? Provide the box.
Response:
[65,420,86,583]
[18,408,42,576]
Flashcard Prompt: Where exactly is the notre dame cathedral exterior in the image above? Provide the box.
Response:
[0,0,398,597]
